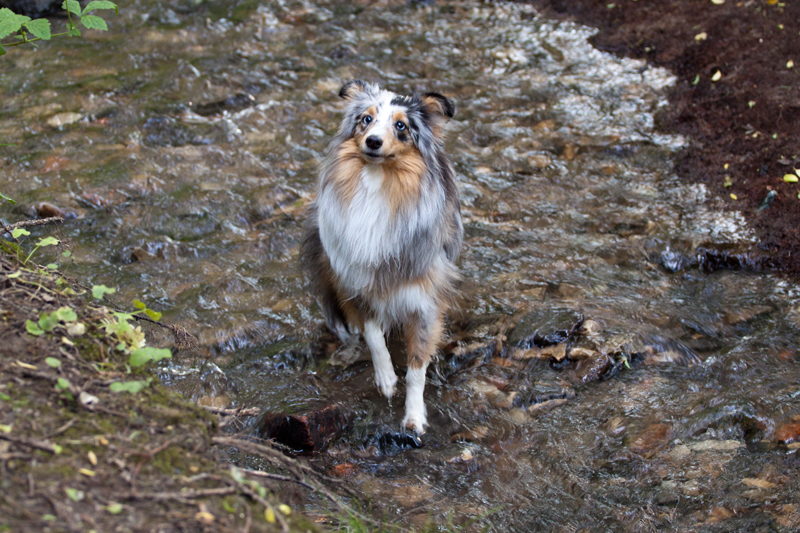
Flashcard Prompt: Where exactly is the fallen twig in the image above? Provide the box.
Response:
[0,433,61,454]
[0,217,64,234]
[126,486,237,502]
[201,406,261,417]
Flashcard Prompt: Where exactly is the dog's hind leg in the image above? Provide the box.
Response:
[364,319,397,399]
[402,311,443,434]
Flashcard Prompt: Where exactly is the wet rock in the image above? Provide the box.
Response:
[527,398,567,415]
[131,248,156,262]
[450,426,489,442]
[567,346,597,360]
[257,404,347,455]
[687,439,743,453]
[46,112,83,127]
[572,353,611,384]
[774,421,800,444]
[659,248,695,273]
[328,462,357,479]
[192,93,256,117]
[506,307,584,349]
[488,390,517,409]
[511,343,565,361]
[627,423,671,457]
[742,477,777,490]
[372,430,423,454]
[696,245,777,273]
[681,403,769,441]
[654,481,680,506]
[33,202,76,220]
[604,416,626,437]
[723,305,774,326]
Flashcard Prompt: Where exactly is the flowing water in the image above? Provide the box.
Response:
[3,0,800,530]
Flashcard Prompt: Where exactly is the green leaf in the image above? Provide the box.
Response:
[92,284,116,300]
[65,487,84,502]
[62,0,81,16]
[0,424,11,433]
[109,380,148,394]
[37,236,59,247]
[105,503,123,515]
[0,192,15,203]
[144,309,162,321]
[83,1,118,15]
[80,15,108,31]
[56,378,71,390]
[22,18,51,40]
[26,320,44,336]
[0,12,30,39]
[46,263,58,270]
[11,228,30,239]
[67,26,81,37]
[132,299,146,310]
[0,7,16,22]
[52,443,62,454]
[129,347,171,367]
[43,514,57,521]
[0,44,6,56]
[45,357,62,368]
[62,250,72,257]
[54,306,78,322]
[0,392,10,401]
[39,312,58,332]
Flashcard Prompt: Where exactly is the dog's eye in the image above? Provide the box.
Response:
[362,115,372,125]
[395,121,406,131]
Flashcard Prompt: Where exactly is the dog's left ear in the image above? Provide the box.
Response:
[421,92,456,120]
[339,80,369,101]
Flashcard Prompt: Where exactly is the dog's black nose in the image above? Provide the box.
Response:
[365,136,383,150]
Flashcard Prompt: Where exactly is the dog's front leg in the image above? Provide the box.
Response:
[402,312,443,434]
[364,319,397,399]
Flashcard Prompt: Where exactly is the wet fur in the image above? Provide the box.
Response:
[302,80,462,433]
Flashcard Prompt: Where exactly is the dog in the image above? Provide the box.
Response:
[302,80,462,434]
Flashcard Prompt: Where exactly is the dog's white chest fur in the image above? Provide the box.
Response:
[318,164,394,292]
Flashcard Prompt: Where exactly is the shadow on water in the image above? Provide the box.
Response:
[3,0,800,530]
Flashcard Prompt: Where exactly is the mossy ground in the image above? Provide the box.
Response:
[0,244,327,533]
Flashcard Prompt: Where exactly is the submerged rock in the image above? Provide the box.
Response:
[506,307,584,349]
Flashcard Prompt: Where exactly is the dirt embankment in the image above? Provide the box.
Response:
[0,238,359,532]
[523,0,800,273]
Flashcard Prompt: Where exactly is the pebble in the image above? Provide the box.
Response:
[628,423,671,457]
[46,112,83,127]
[572,354,611,384]
[527,398,567,415]
[774,421,800,444]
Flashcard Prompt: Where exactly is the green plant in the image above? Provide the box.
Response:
[0,1,118,55]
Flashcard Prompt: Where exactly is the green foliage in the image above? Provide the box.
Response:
[26,306,82,337]
[92,284,116,300]
[129,347,171,367]
[0,1,118,55]
[109,379,151,394]
[0,191,15,204]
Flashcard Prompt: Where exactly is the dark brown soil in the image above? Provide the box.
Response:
[521,0,800,274]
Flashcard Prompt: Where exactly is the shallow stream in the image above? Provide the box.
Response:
[2,0,800,530]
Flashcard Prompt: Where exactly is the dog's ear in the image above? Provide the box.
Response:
[421,92,455,120]
[339,80,369,101]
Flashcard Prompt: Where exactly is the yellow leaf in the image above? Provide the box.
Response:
[694,32,708,41]
[265,507,276,523]
[784,174,799,183]
[730,193,738,200]
[98,436,109,446]
[88,451,98,466]
[795,168,800,178]
[788,60,795,69]
[711,0,725,4]
[278,504,291,516]
[195,511,215,524]
[14,360,37,370]
[79,468,96,477]
[8,271,21,279]
[711,70,722,82]
[0,425,11,434]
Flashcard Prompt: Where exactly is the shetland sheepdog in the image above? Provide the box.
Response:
[302,80,462,434]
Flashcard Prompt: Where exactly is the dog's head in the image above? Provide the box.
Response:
[336,80,455,164]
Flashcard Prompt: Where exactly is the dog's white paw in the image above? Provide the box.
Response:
[374,368,398,399]
[402,411,427,435]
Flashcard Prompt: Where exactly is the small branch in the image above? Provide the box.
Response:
[0,217,64,235]
[126,486,237,502]
[0,433,60,454]
[201,406,261,417]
